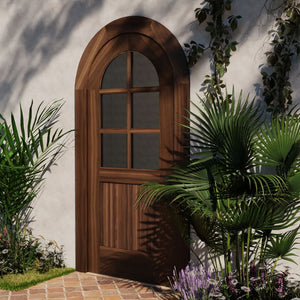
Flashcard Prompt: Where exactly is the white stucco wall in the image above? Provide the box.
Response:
[0,0,299,270]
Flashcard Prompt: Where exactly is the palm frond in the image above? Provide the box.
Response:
[255,112,300,177]
[0,100,71,231]
[263,227,299,263]
[185,90,263,174]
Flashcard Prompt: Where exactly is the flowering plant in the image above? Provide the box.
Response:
[171,264,300,300]
[0,223,65,276]
[170,265,222,300]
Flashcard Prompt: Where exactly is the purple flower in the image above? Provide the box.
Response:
[278,275,284,293]
[171,264,218,299]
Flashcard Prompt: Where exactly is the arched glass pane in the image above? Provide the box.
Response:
[101,53,127,89]
[132,134,159,169]
[132,92,159,128]
[132,52,159,87]
[101,94,127,128]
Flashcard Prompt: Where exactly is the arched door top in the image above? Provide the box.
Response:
[75,16,189,90]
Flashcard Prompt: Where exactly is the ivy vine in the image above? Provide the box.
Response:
[261,0,300,114]
[185,0,299,111]
[185,0,241,98]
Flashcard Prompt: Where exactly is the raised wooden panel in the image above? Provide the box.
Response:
[99,183,158,251]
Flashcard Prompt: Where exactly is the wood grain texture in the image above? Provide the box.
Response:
[75,16,190,283]
[75,89,88,272]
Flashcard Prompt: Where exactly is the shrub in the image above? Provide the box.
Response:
[0,224,65,276]
[137,90,300,295]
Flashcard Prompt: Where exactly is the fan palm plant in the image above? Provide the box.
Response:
[137,90,300,288]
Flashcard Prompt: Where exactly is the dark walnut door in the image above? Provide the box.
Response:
[75,17,190,285]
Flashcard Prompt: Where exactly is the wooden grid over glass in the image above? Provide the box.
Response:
[99,51,160,170]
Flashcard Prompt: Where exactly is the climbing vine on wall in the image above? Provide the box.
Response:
[261,0,300,114]
[185,0,241,99]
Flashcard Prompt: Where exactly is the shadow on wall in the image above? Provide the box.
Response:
[0,0,103,111]
[0,0,287,113]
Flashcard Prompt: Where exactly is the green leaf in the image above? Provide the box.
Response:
[288,172,300,193]
[263,227,299,263]
[195,8,207,24]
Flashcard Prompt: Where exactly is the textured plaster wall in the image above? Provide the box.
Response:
[0,0,299,269]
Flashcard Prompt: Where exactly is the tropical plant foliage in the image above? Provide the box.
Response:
[137,90,300,291]
[0,100,71,274]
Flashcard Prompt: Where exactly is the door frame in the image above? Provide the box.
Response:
[75,16,190,272]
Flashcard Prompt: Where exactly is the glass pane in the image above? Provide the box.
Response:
[101,134,127,168]
[132,92,159,128]
[101,94,127,128]
[101,53,127,89]
[132,52,159,87]
[132,134,159,169]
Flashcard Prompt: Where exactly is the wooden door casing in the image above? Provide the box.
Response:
[75,16,190,284]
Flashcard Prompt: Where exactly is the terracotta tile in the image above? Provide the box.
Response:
[103,296,122,300]
[64,278,80,283]
[116,283,132,288]
[47,287,64,293]
[47,283,64,287]
[10,296,28,300]
[139,293,157,299]
[47,292,65,298]
[66,291,83,297]
[81,278,97,282]
[64,282,81,287]
[121,294,140,299]
[80,280,98,286]
[98,279,115,284]
[0,272,166,300]
[79,275,95,280]
[82,285,100,291]
[0,290,10,295]
[119,288,136,294]
[11,290,27,295]
[83,290,102,297]
[101,289,119,295]
[100,284,116,290]
[65,286,82,292]
[29,289,46,294]
[29,294,47,299]
[64,277,80,282]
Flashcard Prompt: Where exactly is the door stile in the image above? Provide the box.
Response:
[87,89,101,273]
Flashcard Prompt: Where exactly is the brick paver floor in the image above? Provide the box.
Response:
[0,271,176,300]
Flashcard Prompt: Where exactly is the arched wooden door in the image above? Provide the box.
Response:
[75,16,190,284]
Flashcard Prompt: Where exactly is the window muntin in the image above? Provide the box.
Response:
[100,51,160,170]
